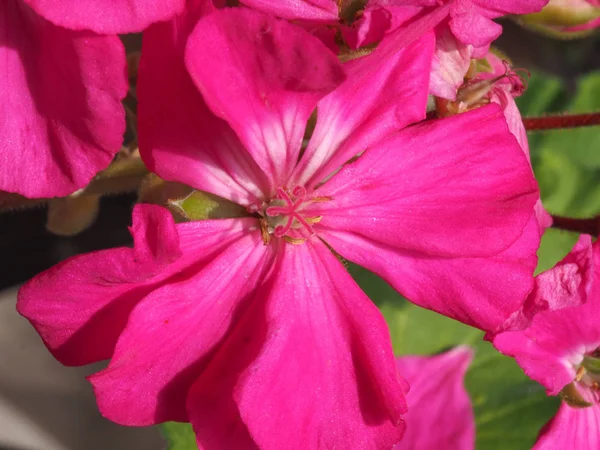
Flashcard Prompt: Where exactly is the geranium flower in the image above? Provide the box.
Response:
[19,5,539,449]
[394,347,475,450]
[0,0,185,198]
[493,236,600,448]
[0,0,127,197]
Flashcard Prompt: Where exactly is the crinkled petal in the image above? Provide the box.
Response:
[493,238,600,395]
[238,0,338,21]
[292,32,434,189]
[533,399,600,450]
[320,213,539,332]
[0,0,127,198]
[22,0,185,34]
[138,0,269,206]
[312,104,539,259]
[89,224,274,425]
[496,234,593,333]
[187,239,407,450]
[394,347,475,450]
[185,8,345,191]
[449,2,502,47]
[16,205,253,367]
[429,24,473,100]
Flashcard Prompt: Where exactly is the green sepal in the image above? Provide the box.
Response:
[559,382,593,408]
[169,190,247,221]
[583,356,600,374]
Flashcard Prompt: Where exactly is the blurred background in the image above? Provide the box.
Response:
[0,20,599,450]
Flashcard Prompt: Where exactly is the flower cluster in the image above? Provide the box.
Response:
[5,0,599,448]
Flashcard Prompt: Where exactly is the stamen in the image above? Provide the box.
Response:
[266,186,316,237]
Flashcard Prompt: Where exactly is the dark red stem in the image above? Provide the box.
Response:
[523,112,600,131]
[551,215,600,236]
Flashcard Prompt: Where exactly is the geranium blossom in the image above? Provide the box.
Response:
[22,0,186,34]
[394,347,475,450]
[19,5,539,449]
[0,0,128,197]
[0,0,186,198]
[493,236,600,449]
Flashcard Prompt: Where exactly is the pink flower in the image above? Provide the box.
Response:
[0,0,186,198]
[394,347,475,450]
[493,236,600,449]
[0,0,128,197]
[19,5,539,449]
[21,0,186,33]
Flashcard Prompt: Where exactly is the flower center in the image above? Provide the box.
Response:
[248,186,329,245]
[562,347,600,407]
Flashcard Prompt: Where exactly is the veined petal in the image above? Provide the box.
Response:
[238,0,339,22]
[89,226,274,425]
[394,347,475,450]
[16,205,255,366]
[0,0,127,198]
[185,8,345,191]
[320,214,539,332]
[449,2,502,46]
[292,32,434,189]
[429,24,473,100]
[22,0,185,34]
[493,239,600,395]
[187,239,407,450]
[313,105,539,259]
[533,399,600,450]
[138,0,269,206]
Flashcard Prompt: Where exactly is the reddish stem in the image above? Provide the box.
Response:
[523,112,600,131]
[551,215,600,236]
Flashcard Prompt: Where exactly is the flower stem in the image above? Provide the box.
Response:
[523,112,600,131]
[551,215,600,236]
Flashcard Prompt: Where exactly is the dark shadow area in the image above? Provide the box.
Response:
[0,194,135,290]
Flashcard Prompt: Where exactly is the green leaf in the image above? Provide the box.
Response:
[160,422,196,450]
[350,265,559,450]
[519,71,600,218]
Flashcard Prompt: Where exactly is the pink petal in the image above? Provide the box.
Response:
[394,347,475,450]
[320,213,540,332]
[185,8,345,190]
[493,238,600,395]
[237,0,339,22]
[22,0,185,34]
[17,205,181,365]
[449,2,502,47]
[188,239,407,450]
[0,0,127,198]
[89,225,274,425]
[138,0,269,205]
[429,24,473,100]
[497,234,594,333]
[473,0,550,16]
[292,31,435,189]
[533,399,600,450]
[16,205,254,367]
[313,104,539,259]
